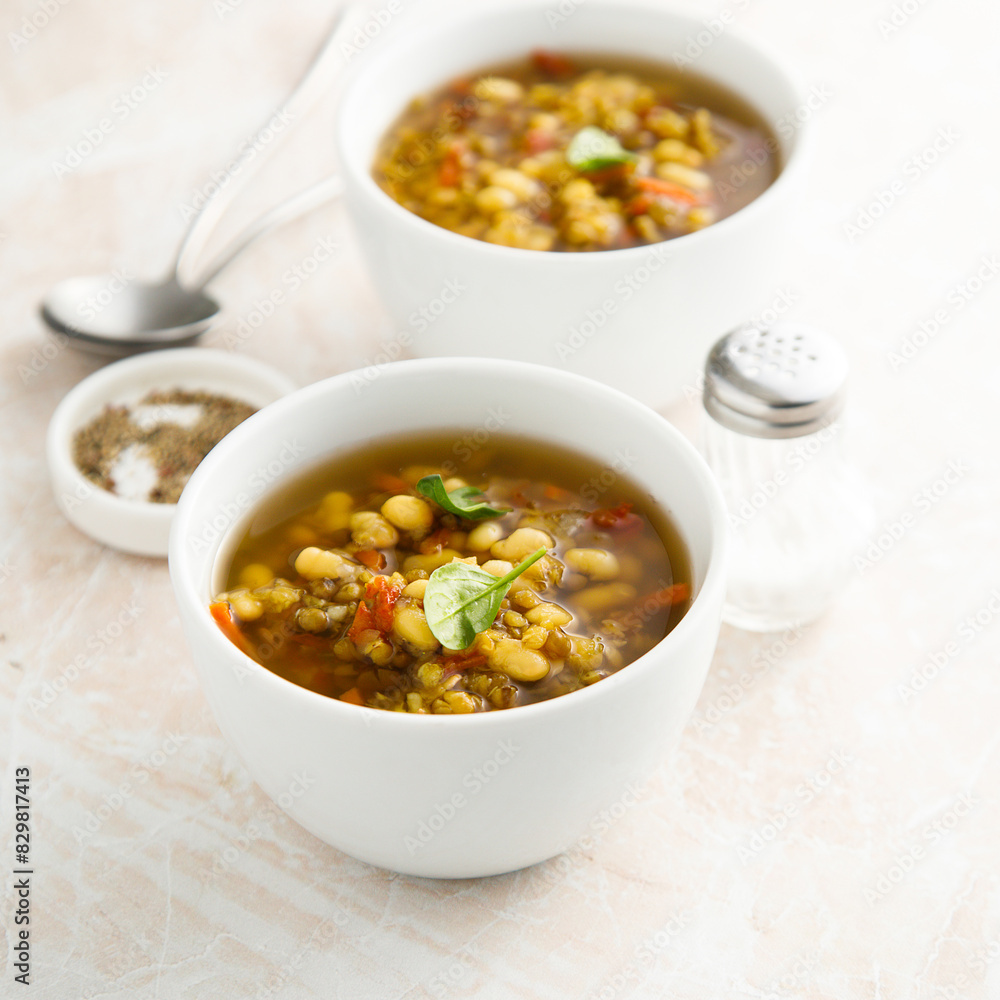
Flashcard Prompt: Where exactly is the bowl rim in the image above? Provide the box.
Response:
[170,356,730,729]
[46,348,297,551]
[335,0,811,263]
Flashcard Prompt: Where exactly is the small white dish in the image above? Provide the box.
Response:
[46,349,297,558]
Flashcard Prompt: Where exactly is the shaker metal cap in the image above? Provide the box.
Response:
[703,322,849,439]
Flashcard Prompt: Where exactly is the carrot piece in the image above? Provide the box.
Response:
[356,548,386,571]
[209,601,254,655]
[544,484,572,502]
[419,527,451,555]
[624,195,652,217]
[373,472,411,493]
[339,687,365,706]
[635,176,702,205]
[647,583,692,607]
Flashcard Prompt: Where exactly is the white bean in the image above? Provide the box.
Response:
[230,592,263,621]
[393,605,440,652]
[480,559,514,578]
[573,583,637,615]
[350,511,399,549]
[491,527,553,563]
[402,549,463,574]
[467,520,504,551]
[489,638,550,682]
[525,602,573,628]
[563,547,621,581]
[294,546,345,581]
[381,494,434,532]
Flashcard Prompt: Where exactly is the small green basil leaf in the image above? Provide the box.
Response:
[566,126,637,172]
[423,547,548,649]
[416,474,511,521]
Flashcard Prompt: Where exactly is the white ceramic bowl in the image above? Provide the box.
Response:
[169,358,729,878]
[335,0,809,408]
[47,349,297,558]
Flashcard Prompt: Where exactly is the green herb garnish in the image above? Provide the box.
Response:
[423,547,547,649]
[566,126,637,173]
[416,474,511,521]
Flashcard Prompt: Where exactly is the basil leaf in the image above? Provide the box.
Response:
[424,547,547,649]
[416,474,511,521]
[566,126,637,172]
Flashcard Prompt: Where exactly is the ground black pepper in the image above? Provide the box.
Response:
[73,389,257,503]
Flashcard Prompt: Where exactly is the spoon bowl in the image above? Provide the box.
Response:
[41,275,220,356]
[38,6,348,356]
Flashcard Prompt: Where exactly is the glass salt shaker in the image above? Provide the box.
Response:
[702,322,875,632]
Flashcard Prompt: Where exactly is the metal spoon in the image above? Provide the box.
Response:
[41,8,349,356]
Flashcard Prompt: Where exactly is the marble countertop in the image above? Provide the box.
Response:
[3,0,999,996]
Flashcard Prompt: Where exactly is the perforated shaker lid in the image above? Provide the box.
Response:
[703,322,849,439]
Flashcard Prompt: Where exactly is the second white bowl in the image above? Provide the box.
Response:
[336,0,809,407]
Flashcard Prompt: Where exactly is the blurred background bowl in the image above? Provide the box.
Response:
[336,0,809,409]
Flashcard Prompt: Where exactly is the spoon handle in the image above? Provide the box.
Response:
[194,176,343,288]
[172,4,351,287]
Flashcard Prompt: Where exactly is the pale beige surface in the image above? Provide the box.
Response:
[2,0,999,997]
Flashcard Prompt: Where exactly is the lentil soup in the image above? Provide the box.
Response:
[374,50,778,251]
[211,433,691,713]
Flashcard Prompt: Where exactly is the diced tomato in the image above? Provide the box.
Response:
[436,140,469,187]
[635,176,703,205]
[368,576,402,633]
[438,153,461,187]
[347,575,403,640]
[347,602,377,641]
[531,49,575,78]
[590,501,643,536]
[591,501,632,528]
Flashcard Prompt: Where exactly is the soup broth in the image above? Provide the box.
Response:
[374,50,778,251]
[212,432,692,713]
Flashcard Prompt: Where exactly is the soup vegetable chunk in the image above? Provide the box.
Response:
[374,50,777,251]
[211,434,691,713]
